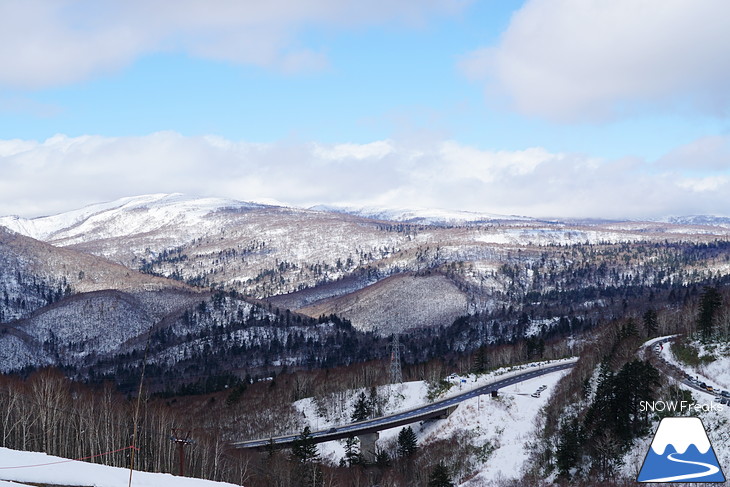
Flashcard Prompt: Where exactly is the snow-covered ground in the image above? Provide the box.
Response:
[437,371,571,486]
[0,447,238,487]
[294,359,575,485]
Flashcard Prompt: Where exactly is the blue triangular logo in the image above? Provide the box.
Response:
[637,417,725,483]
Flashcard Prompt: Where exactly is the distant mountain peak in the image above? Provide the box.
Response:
[661,215,730,226]
[309,204,533,225]
[0,193,270,243]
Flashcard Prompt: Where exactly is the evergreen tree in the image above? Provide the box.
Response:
[343,436,361,466]
[266,437,277,458]
[643,309,658,337]
[619,319,639,340]
[368,386,382,417]
[291,426,322,487]
[584,362,615,437]
[351,391,371,422]
[699,286,722,341]
[292,426,320,464]
[556,417,583,479]
[614,359,660,439]
[472,347,489,374]
[428,462,454,487]
[584,359,660,459]
[374,449,391,468]
[397,426,417,458]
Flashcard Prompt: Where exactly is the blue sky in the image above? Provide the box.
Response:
[2,0,730,219]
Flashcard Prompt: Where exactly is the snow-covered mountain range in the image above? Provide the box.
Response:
[0,193,266,248]
[308,203,535,225]
[3,193,730,333]
[3,193,730,382]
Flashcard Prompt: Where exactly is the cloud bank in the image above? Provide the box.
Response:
[0,0,467,88]
[463,0,730,122]
[1,132,729,220]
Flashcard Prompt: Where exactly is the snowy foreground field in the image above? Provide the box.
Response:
[0,447,238,487]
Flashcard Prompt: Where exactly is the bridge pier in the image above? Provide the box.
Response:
[437,405,458,419]
[357,432,379,463]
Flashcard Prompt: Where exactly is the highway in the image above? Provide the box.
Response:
[231,359,577,450]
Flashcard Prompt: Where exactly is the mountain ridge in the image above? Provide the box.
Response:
[6,193,730,232]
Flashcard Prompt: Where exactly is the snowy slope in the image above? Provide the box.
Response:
[0,447,238,487]
[298,272,469,333]
[0,193,266,246]
[0,226,191,323]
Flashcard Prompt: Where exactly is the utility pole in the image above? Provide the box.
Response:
[389,333,403,384]
[171,429,192,477]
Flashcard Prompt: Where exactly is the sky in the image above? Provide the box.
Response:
[2,0,730,219]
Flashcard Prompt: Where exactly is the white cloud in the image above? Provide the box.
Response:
[438,142,553,182]
[463,0,730,122]
[677,175,730,192]
[312,141,394,161]
[2,132,730,220]
[658,135,730,171]
[0,0,467,88]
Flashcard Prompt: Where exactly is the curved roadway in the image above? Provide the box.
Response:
[232,359,577,450]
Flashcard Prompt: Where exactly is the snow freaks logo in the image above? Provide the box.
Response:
[637,417,725,483]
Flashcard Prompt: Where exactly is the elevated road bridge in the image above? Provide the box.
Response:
[231,359,577,461]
